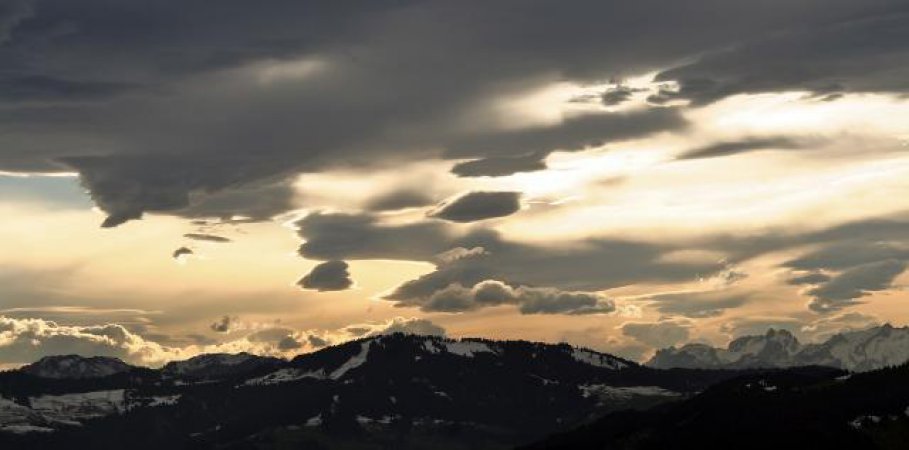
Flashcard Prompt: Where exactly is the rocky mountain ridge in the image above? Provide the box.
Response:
[648,324,909,372]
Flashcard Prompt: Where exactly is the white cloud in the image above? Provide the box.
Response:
[0,315,446,368]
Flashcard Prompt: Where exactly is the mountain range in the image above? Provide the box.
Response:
[0,333,736,449]
[1,326,908,449]
[648,324,909,372]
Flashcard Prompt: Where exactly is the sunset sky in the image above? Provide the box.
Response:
[2,0,909,368]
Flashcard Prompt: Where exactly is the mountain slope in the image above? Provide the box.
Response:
[0,334,742,449]
[522,363,909,450]
[648,325,909,371]
[20,356,134,380]
[162,352,283,380]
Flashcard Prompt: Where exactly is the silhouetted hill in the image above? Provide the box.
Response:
[0,333,742,449]
[522,363,909,450]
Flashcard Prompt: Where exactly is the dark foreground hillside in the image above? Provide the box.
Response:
[522,364,909,450]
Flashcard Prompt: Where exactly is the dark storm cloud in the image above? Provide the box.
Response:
[654,8,909,105]
[63,155,298,226]
[0,0,893,225]
[428,191,522,223]
[806,259,907,313]
[293,210,723,312]
[296,211,722,290]
[677,137,808,160]
[296,212,452,261]
[312,207,909,316]
[297,260,354,292]
[442,109,688,160]
[450,153,548,177]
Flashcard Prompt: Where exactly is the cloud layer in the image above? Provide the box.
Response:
[0,315,446,367]
[2,0,904,225]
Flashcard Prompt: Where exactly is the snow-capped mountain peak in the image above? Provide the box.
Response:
[648,325,909,372]
[19,355,133,379]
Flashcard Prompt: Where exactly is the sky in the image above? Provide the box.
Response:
[2,0,909,368]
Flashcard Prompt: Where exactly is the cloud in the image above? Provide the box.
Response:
[695,216,909,309]
[443,109,687,161]
[172,247,193,259]
[784,241,909,271]
[377,317,447,336]
[0,315,447,367]
[450,153,547,177]
[342,317,448,338]
[364,189,434,211]
[428,191,522,223]
[800,312,881,341]
[806,259,907,312]
[0,0,33,44]
[677,136,808,160]
[397,280,616,315]
[647,290,751,318]
[175,177,298,222]
[296,212,452,261]
[209,315,236,333]
[600,85,647,106]
[718,316,805,339]
[277,335,303,350]
[295,212,724,312]
[622,320,691,347]
[654,9,909,105]
[2,0,873,224]
[184,233,231,243]
[0,316,174,367]
[434,246,488,264]
[297,260,354,292]
[307,335,328,348]
[787,271,832,285]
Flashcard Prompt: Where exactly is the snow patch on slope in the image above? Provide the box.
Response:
[443,340,497,357]
[30,390,126,423]
[330,341,373,379]
[245,368,327,386]
[572,348,628,369]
